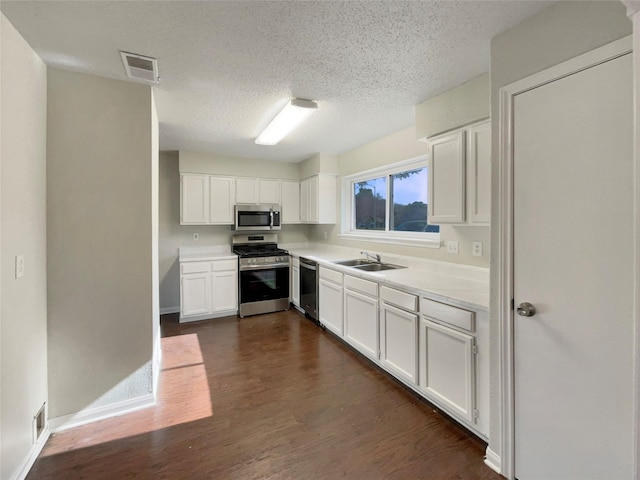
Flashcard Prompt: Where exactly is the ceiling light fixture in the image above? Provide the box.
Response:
[255,98,318,146]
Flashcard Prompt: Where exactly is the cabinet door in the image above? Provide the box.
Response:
[211,270,237,313]
[300,178,310,223]
[319,278,343,336]
[308,176,319,223]
[235,178,258,204]
[181,273,212,317]
[344,288,378,360]
[181,174,209,224]
[281,180,301,224]
[428,131,466,224]
[258,179,281,204]
[419,318,475,423]
[467,122,491,224]
[316,175,337,224]
[380,303,418,385]
[209,177,234,224]
[291,265,300,307]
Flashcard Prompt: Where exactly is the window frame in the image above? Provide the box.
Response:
[339,155,440,248]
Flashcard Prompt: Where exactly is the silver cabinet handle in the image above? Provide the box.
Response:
[517,302,536,317]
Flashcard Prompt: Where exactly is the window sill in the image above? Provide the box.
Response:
[338,232,441,249]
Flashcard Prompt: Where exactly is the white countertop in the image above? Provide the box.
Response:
[286,245,489,312]
[179,246,237,262]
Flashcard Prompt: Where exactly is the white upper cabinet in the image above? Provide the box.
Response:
[300,174,336,224]
[235,177,259,204]
[258,179,281,204]
[281,180,301,224]
[235,177,281,205]
[209,176,234,224]
[181,174,209,224]
[428,131,466,224]
[428,120,491,225]
[466,122,491,225]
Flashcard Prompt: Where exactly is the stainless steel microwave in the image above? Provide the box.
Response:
[234,204,281,231]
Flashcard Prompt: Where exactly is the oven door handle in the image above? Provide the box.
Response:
[239,262,290,271]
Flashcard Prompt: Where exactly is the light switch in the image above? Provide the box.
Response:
[446,241,459,254]
[15,255,25,278]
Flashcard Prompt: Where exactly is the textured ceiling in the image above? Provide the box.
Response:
[1,1,554,162]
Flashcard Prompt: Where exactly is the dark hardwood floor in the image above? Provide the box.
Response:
[28,309,501,479]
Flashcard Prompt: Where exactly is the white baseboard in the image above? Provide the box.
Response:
[484,447,502,475]
[180,309,237,323]
[160,306,179,315]
[49,394,155,433]
[10,425,50,480]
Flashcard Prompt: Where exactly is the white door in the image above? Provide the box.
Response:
[380,303,418,384]
[281,180,301,224]
[181,274,211,317]
[513,53,633,479]
[235,178,258,204]
[344,288,378,360]
[209,177,234,224]
[211,270,237,313]
[420,319,475,423]
[258,179,281,204]
[181,174,209,224]
[319,278,343,336]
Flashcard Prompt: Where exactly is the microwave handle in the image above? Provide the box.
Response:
[269,209,274,229]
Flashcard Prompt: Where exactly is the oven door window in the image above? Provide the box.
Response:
[237,211,270,227]
[240,266,289,304]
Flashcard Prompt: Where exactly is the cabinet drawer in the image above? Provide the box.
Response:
[180,261,210,275]
[211,259,237,272]
[421,298,475,332]
[319,266,343,285]
[344,275,378,297]
[381,286,418,312]
[291,257,299,268]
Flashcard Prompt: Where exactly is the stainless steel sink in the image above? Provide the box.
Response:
[352,263,406,272]
[334,259,378,267]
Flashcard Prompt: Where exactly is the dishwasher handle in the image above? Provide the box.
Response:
[299,257,317,271]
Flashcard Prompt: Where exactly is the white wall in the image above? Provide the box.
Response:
[0,14,48,479]
[159,151,310,312]
[47,68,156,420]
[415,73,490,140]
[488,0,632,468]
[308,126,491,267]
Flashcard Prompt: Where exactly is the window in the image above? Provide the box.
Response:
[341,156,440,247]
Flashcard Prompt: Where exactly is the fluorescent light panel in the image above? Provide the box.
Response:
[255,98,318,146]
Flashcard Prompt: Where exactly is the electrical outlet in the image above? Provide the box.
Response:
[472,241,483,257]
[446,241,459,254]
[193,233,199,241]
[15,255,25,278]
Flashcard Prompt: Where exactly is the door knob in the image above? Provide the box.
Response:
[517,302,536,317]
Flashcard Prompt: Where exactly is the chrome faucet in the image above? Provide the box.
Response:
[361,251,381,263]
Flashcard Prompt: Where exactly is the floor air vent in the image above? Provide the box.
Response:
[120,51,159,84]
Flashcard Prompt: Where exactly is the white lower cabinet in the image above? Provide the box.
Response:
[419,318,476,423]
[180,257,238,322]
[343,276,379,361]
[211,270,237,313]
[291,257,300,307]
[181,271,212,317]
[380,302,419,385]
[318,267,343,336]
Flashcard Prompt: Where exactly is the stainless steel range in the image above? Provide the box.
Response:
[232,234,290,317]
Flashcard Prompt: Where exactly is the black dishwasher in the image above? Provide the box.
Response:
[299,257,319,324]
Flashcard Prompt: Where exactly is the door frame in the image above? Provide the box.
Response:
[495,36,634,479]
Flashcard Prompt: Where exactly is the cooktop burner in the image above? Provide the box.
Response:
[232,243,289,258]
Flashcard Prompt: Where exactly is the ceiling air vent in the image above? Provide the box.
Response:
[120,51,159,84]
